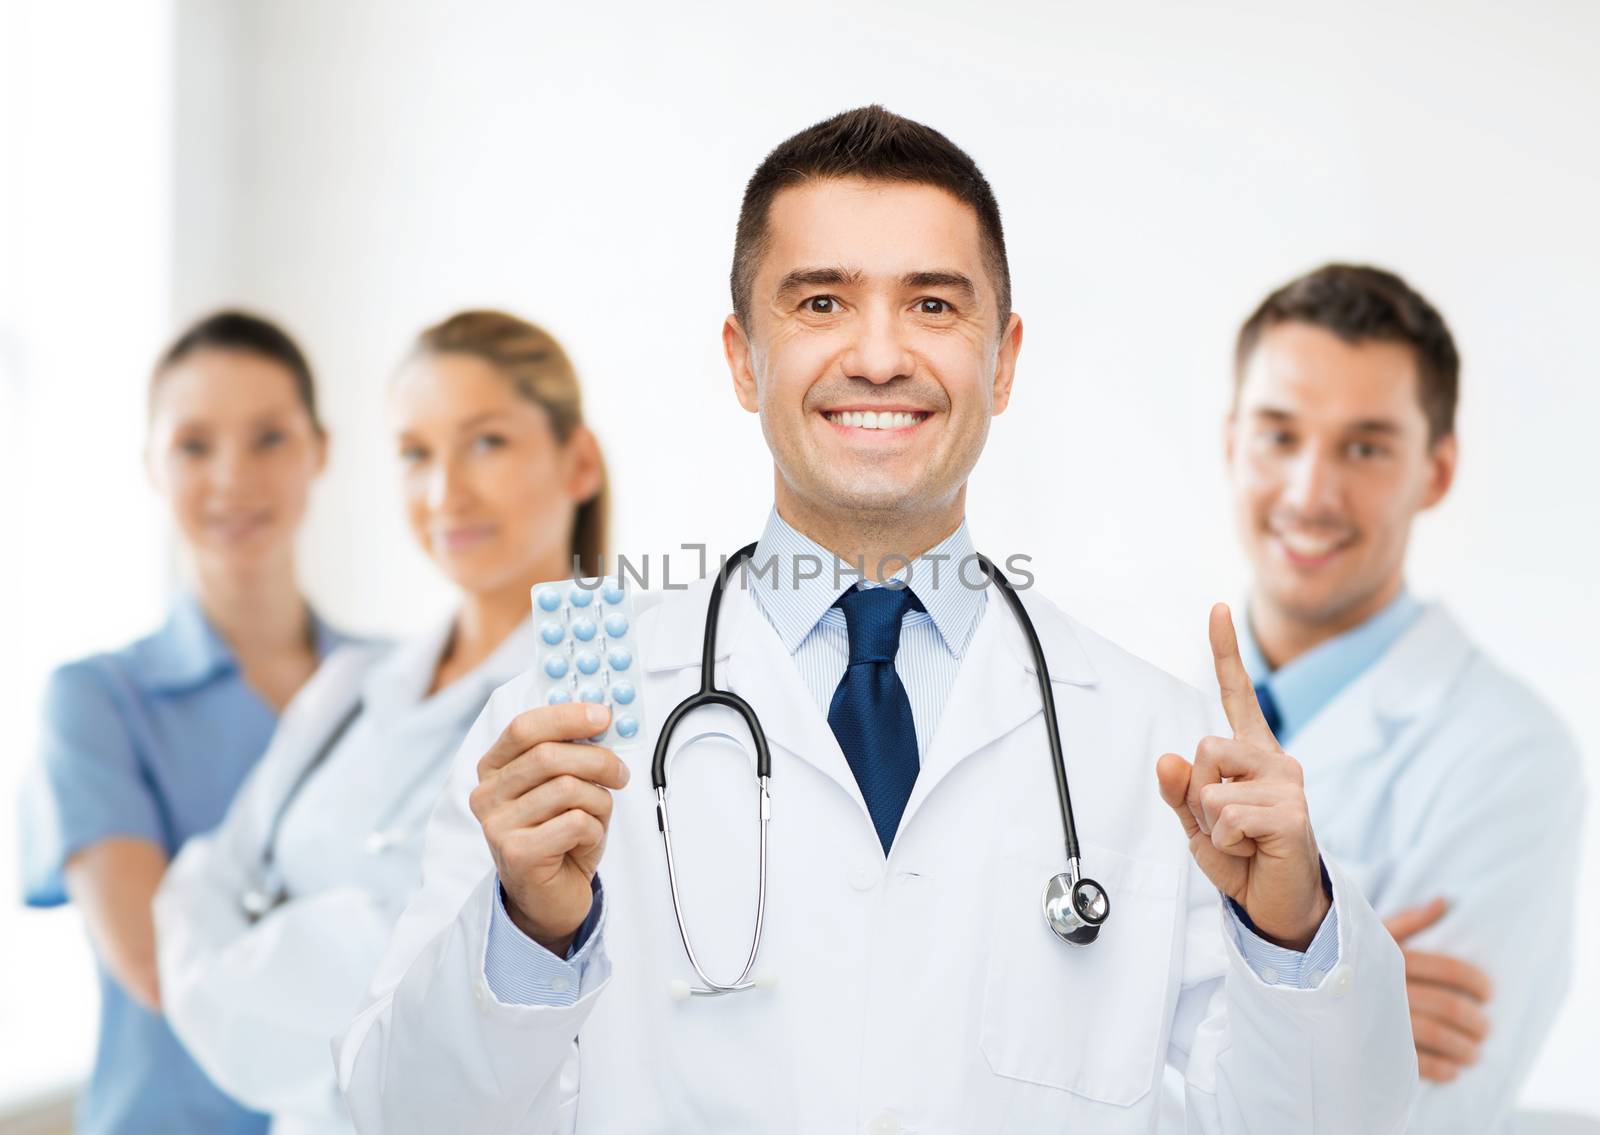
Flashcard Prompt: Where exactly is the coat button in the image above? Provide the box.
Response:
[1331,964,1354,998]
[866,1113,902,1135]
[849,863,880,891]
[474,981,489,1009]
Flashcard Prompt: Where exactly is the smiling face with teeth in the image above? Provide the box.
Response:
[723,177,1022,553]
[1227,322,1457,658]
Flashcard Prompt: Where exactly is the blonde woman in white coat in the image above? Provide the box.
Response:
[154,311,607,1135]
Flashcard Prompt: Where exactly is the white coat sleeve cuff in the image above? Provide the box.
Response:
[483,875,604,1006]
[1222,858,1340,989]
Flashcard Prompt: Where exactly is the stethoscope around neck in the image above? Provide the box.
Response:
[238,700,443,923]
[651,542,1110,999]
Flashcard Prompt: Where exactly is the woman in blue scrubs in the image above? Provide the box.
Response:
[19,312,355,1134]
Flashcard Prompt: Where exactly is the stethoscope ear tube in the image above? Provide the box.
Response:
[656,775,772,996]
[979,555,1111,946]
[240,698,365,923]
[975,555,1084,868]
[654,543,775,995]
[652,543,764,791]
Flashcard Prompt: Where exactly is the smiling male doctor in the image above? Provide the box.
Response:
[337,107,1414,1133]
[1217,264,1584,1131]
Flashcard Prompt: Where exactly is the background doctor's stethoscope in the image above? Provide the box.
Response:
[234,313,611,919]
[238,657,484,922]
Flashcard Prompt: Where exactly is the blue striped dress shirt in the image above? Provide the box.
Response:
[742,507,987,760]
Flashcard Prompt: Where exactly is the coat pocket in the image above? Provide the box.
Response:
[978,840,1181,1107]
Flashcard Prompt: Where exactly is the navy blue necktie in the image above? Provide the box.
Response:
[828,585,923,855]
[1254,682,1283,739]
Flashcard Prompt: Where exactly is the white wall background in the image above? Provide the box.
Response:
[1,0,174,1114]
[8,0,1598,1119]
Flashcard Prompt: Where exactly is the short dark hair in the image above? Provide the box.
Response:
[731,105,1011,329]
[1235,264,1459,442]
[152,310,324,434]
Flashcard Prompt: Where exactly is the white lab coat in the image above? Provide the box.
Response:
[1201,603,1585,1133]
[338,576,1416,1134]
[155,617,536,1135]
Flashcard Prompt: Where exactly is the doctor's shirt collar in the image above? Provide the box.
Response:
[1241,586,1423,742]
[747,507,986,659]
[136,591,345,694]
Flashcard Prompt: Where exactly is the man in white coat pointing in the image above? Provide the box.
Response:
[338,106,1415,1133]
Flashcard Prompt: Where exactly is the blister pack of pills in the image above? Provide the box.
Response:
[530,577,645,748]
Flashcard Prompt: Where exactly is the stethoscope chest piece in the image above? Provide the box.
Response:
[239,884,284,925]
[1042,861,1110,945]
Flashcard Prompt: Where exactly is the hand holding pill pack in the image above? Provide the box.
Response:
[530,578,645,748]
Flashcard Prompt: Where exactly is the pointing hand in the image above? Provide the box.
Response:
[1155,604,1331,950]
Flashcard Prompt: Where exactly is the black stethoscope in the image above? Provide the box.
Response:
[238,700,446,923]
[651,543,1110,998]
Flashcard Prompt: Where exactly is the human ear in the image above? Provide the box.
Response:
[563,424,605,504]
[724,315,760,414]
[309,429,329,477]
[1420,432,1457,510]
[989,313,1023,415]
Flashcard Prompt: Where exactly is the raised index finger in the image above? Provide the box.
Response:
[1209,602,1277,748]
[480,702,612,774]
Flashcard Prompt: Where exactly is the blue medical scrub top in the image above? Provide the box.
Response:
[19,592,352,1135]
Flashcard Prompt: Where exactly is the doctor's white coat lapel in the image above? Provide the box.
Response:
[1287,605,1474,779]
[901,584,1098,841]
[645,575,1101,854]
[1268,605,1476,887]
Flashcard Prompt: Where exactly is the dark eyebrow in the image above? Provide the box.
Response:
[1251,406,1404,436]
[1346,420,1403,437]
[1250,407,1295,423]
[248,409,298,427]
[902,271,976,301]
[774,266,864,298]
